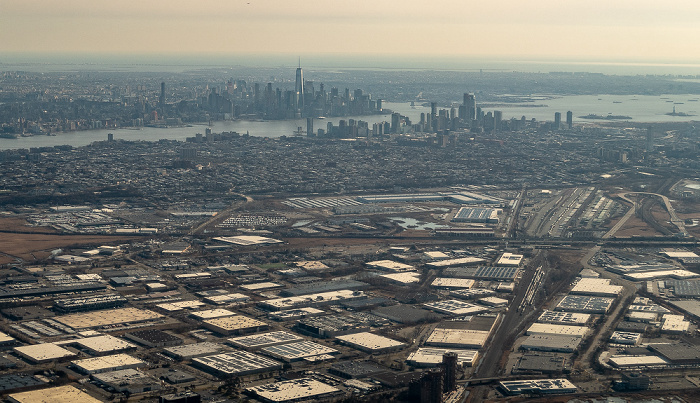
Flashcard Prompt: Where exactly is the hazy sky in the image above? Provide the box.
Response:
[2,0,700,63]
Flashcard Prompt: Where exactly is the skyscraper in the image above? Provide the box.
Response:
[442,352,458,393]
[554,112,562,130]
[160,82,165,107]
[306,117,314,137]
[295,61,304,114]
[566,111,573,129]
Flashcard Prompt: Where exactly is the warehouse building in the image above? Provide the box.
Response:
[444,266,519,281]
[229,331,304,350]
[661,314,691,333]
[53,307,163,330]
[538,311,591,326]
[451,207,500,224]
[14,343,76,363]
[92,369,161,394]
[365,260,414,272]
[496,253,524,266]
[72,353,146,374]
[555,295,614,314]
[192,351,282,377]
[202,315,269,336]
[520,335,582,353]
[610,331,642,345]
[245,378,342,403]
[406,348,479,367]
[526,323,590,338]
[258,290,367,311]
[425,328,490,349]
[499,379,577,395]
[336,332,405,354]
[7,385,102,403]
[163,342,231,360]
[430,278,475,289]
[268,307,325,321]
[423,300,489,316]
[190,309,237,321]
[261,341,339,362]
[125,329,182,348]
[570,278,623,297]
[70,335,137,355]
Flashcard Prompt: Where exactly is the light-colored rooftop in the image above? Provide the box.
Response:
[156,300,206,312]
[7,385,102,403]
[366,260,414,272]
[229,331,304,349]
[426,257,486,268]
[526,323,590,338]
[380,272,421,284]
[190,309,237,320]
[336,332,405,352]
[54,308,163,330]
[72,353,145,373]
[202,315,268,331]
[431,278,475,289]
[407,348,479,366]
[497,253,523,266]
[214,236,283,246]
[570,278,623,296]
[245,378,339,402]
[73,335,136,353]
[425,328,490,348]
[14,343,76,362]
[240,282,284,291]
[423,299,488,315]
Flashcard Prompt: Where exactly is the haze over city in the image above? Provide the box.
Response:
[3,0,700,72]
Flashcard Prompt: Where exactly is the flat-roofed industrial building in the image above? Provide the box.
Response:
[452,207,500,224]
[53,307,163,330]
[258,290,367,311]
[7,385,102,403]
[336,332,405,353]
[163,342,231,360]
[538,311,591,326]
[192,351,282,377]
[425,328,490,349]
[202,315,269,336]
[14,343,76,363]
[555,295,614,314]
[228,331,304,350]
[423,300,489,316]
[261,341,339,362]
[245,378,342,403]
[499,379,577,395]
[526,323,590,338]
[570,278,623,297]
[72,353,146,374]
[125,329,183,348]
[520,335,582,353]
[407,348,479,367]
[69,335,137,355]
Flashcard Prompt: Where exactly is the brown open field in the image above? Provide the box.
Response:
[0,233,137,264]
[0,217,57,234]
[615,214,665,237]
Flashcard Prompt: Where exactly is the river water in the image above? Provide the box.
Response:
[1,96,698,150]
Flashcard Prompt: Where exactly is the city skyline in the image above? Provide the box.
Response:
[2,0,700,66]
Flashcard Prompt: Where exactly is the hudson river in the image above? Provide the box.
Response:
[1,96,698,150]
